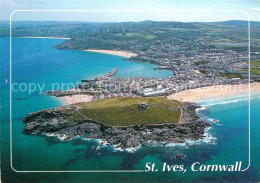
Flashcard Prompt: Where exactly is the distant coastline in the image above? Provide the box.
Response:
[167,83,260,102]
[84,49,137,58]
[18,36,71,40]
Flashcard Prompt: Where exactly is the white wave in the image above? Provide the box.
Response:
[185,132,217,146]
[97,139,109,146]
[112,144,142,153]
[196,106,208,112]
[82,138,141,153]
[196,93,257,107]
[197,94,250,103]
[201,98,251,107]
[196,107,218,123]
[0,79,8,86]
[147,128,217,148]
[83,138,110,147]
[45,133,78,141]
[207,118,219,123]
[165,142,188,147]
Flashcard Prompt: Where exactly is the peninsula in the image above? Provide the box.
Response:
[23,97,210,149]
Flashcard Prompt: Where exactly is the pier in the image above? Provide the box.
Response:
[95,68,118,81]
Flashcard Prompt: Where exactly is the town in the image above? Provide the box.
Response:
[9,20,259,99]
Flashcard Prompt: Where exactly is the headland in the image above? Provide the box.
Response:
[23,97,210,149]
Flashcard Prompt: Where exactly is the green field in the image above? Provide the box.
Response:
[114,32,157,40]
[195,61,208,66]
[251,60,260,68]
[221,73,244,79]
[76,97,181,126]
[249,60,260,75]
[250,68,260,75]
[199,69,207,74]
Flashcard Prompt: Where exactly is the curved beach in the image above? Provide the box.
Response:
[58,83,260,105]
[84,49,137,58]
[167,83,260,102]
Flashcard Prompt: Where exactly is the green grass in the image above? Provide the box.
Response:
[123,33,157,40]
[76,97,181,126]
[195,61,208,66]
[244,60,260,76]
[199,70,207,75]
[251,60,260,68]
[221,73,244,79]
[144,34,157,40]
[125,33,142,37]
[250,68,260,75]
[164,28,196,31]
[114,33,124,37]
[216,38,234,42]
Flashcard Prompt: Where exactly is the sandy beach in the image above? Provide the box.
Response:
[60,94,94,105]
[59,83,260,105]
[167,83,260,102]
[19,36,71,40]
[85,49,137,58]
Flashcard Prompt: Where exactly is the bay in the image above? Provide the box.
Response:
[0,37,259,182]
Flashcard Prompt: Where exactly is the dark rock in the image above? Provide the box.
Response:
[93,146,99,150]
[23,102,210,149]
[138,102,149,111]
[175,154,186,160]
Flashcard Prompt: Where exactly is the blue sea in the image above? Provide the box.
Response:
[0,37,259,182]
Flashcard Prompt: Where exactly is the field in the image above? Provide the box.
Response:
[75,97,181,126]
[195,61,208,66]
[221,73,244,79]
[199,69,207,75]
[249,60,260,75]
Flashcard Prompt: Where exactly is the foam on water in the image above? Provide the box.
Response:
[196,94,253,107]
[45,133,80,141]
[92,138,142,153]
[112,144,142,153]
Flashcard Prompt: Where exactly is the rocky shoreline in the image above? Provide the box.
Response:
[23,102,210,149]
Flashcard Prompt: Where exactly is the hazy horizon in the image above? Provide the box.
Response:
[1,19,259,24]
[0,0,259,22]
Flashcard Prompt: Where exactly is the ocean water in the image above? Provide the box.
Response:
[1,37,260,182]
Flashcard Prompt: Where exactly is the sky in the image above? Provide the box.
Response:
[0,0,259,22]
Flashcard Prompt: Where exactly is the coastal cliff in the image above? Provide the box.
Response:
[23,98,210,149]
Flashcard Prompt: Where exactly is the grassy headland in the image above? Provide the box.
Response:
[250,60,260,75]
[76,97,181,126]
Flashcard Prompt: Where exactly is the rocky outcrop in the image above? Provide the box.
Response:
[138,102,149,111]
[23,102,210,149]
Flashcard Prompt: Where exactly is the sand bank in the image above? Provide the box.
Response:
[85,49,137,58]
[167,83,260,102]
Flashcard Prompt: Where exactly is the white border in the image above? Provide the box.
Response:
[9,9,251,173]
